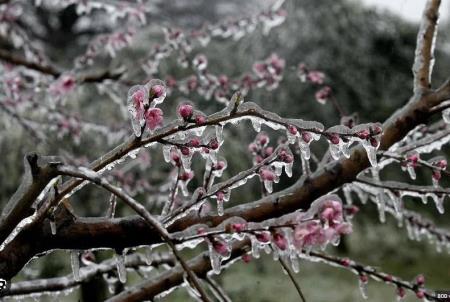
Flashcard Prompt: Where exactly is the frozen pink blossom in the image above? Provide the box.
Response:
[242,254,252,263]
[259,169,276,181]
[189,137,201,147]
[178,103,194,120]
[328,133,340,145]
[180,146,190,156]
[396,287,406,299]
[179,171,194,181]
[195,114,206,125]
[278,149,294,163]
[288,125,298,135]
[315,86,332,104]
[208,138,219,150]
[356,129,370,140]
[144,108,164,130]
[340,258,351,267]
[212,239,229,256]
[272,232,288,250]
[307,70,325,84]
[255,231,271,243]
[415,289,425,299]
[301,131,312,143]
[415,274,425,286]
[230,223,246,233]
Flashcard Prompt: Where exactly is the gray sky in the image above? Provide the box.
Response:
[360,0,450,22]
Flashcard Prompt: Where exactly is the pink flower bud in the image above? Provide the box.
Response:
[264,147,274,157]
[195,114,206,125]
[301,131,312,143]
[369,137,379,148]
[179,171,193,181]
[212,239,229,256]
[248,143,258,153]
[150,84,164,99]
[180,146,190,156]
[189,137,201,147]
[315,86,332,104]
[359,274,369,283]
[306,71,325,85]
[132,89,145,104]
[341,258,351,267]
[197,227,206,235]
[329,133,340,145]
[415,289,425,299]
[144,108,164,130]
[371,125,383,135]
[242,253,252,263]
[257,133,269,146]
[273,232,288,250]
[170,149,181,166]
[432,170,441,181]
[216,191,225,202]
[231,223,246,232]
[415,274,425,286]
[178,103,194,120]
[396,287,406,299]
[345,205,360,216]
[279,149,294,163]
[260,169,276,181]
[255,232,271,243]
[288,125,298,135]
[208,138,219,150]
[357,129,370,140]
[214,161,226,170]
[384,274,393,282]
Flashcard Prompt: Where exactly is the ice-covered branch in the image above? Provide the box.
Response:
[2,252,175,297]
[412,0,441,93]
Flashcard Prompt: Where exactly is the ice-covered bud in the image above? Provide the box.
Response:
[415,274,425,286]
[212,239,229,256]
[407,153,419,167]
[383,274,393,282]
[255,231,271,243]
[218,75,229,87]
[315,86,331,104]
[435,159,447,169]
[178,103,194,120]
[242,254,252,263]
[187,75,198,91]
[144,108,164,130]
[272,232,288,250]
[335,222,352,235]
[369,137,379,148]
[264,147,274,157]
[307,71,325,85]
[321,208,335,222]
[180,146,190,156]
[328,133,340,145]
[259,169,276,181]
[61,75,76,92]
[288,125,298,135]
[257,132,269,146]
[189,137,201,147]
[359,274,369,283]
[179,171,193,181]
[193,54,208,70]
[150,84,164,99]
[170,149,181,166]
[195,114,206,125]
[278,149,294,163]
[248,143,258,153]
[432,170,441,181]
[197,227,207,235]
[230,223,246,233]
[415,289,425,299]
[214,161,226,170]
[301,131,312,143]
[216,191,225,202]
[166,76,177,88]
[371,124,383,135]
[356,129,370,140]
[396,287,406,299]
[345,205,360,216]
[340,258,351,267]
[208,138,219,150]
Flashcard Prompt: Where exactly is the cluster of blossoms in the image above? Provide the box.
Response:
[248,132,294,193]
[175,195,353,275]
[142,3,287,76]
[297,63,333,105]
[127,80,166,137]
[166,53,286,104]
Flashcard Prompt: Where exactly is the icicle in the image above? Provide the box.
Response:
[250,236,261,259]
[362,141,377,167]
[264,180,273,193]
[251,118,262,132]
[70,251,81,282]
[358,277,368,299]
[407,165,416,180]
[343,185,353,205]
[290,252,300,273]
[432,194,445,214]
[443,108,450,123]
[145,246,153,265]
[116,251,127,283]
[50,220,57,235]
[376,192,386,223]
[217,199,224,216]
[329,143,340,160]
